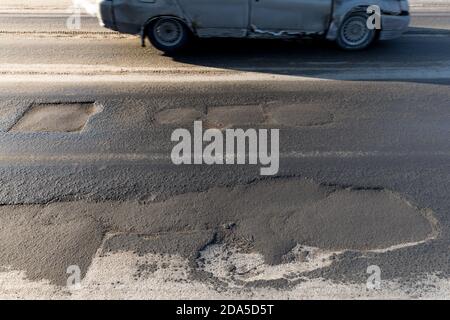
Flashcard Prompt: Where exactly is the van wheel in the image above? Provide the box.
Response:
[336,12,376,50]
[147,18,190,53]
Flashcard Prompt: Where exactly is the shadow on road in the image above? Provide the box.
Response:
[165,27,450,85]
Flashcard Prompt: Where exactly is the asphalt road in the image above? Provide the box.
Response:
[0,3,449,299]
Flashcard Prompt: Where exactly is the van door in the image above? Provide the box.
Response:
[177,0,249,37]
[250,0,333,33]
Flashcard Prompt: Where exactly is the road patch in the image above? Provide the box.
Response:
[266,103,334,127]
[9,102,101,132]
[154,104,333,128]
[155,107,203,126]
[0,204,104,285]
[0,178,437,286]
[206,105,265,129]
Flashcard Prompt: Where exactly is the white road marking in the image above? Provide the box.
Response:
[1,71,450,83]
[2,63,450,82]
[0,151,447,164]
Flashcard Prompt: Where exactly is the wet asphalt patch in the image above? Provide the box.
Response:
[0,178,437,286]
[9,102,101,133]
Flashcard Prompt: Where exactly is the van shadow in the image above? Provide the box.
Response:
[167,27,450,85]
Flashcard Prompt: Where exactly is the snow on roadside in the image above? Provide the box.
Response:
[1,244,449,300]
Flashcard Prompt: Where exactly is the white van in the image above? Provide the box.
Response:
[98,0,410,52]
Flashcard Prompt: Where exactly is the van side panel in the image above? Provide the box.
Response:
[177,0,249,37]
[250,0,333,33]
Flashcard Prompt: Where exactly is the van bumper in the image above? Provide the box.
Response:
[98,0,116,31]
[379,13,410,40]
[98,0,144,35]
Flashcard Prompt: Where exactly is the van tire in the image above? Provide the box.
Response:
[336,12,376,50]
[147,18,190,53]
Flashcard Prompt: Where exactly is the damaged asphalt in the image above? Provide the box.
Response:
[1,2,450,295]
[0,81,448,289]
[0,178,439,286]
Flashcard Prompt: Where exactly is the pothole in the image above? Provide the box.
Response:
[9,102,101,133]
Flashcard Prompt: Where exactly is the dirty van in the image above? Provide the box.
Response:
[98,0,410,52]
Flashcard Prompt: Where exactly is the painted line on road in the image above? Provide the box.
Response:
[0,151,448,164]
[0,30,448,38]
[1,70,450,83]
[2,63,450,82]
[0,30,120,35]
[0,13,93,17]
[2,63,450,72]
[0,64,330,82]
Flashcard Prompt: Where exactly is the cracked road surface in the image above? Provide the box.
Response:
[0,0,449,299]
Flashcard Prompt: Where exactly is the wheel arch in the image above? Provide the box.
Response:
[326,0,386,40]
[142,15,196,37]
